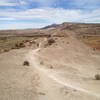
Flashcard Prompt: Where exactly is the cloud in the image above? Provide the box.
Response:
[0,2,16,6]
[0,17,15,20]
[0,22,48,30]
[0,0,100,29]
[18,0,100,8]
[18,0,57,7]
[0,8,82,24]
[0,0,17,6]
[68,0,100,9]
[0,0,100,9]
[0,8,100,23]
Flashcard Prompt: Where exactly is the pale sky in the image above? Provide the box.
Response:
[0,0,100,29]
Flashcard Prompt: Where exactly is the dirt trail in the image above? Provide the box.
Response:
[27,47,100,100]
[27,30,100,100]
[0,30,100,100]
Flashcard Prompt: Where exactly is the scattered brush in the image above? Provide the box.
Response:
[15,42,25,49]
[95,74,100,80]
[40,61,44,65]
[48,38,55,45]
[23,61,30,66]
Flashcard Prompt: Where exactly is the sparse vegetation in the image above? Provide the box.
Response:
[15,42,25,49]
[40,61,44,65]
[23,61,30,66]
[49,65,53,69]
[38,92,46,95]
[0,23,100,100]
[95,74,100,80]
[48,38,55,45]
[0,36,34,53]
[77,35,100,51]
[4,49,10,52]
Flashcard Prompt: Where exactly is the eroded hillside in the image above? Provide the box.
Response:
[0,22,100,100]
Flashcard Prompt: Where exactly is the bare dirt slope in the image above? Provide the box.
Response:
[0,28,100,100]
[0,48,39,100]
[28,30,100,100]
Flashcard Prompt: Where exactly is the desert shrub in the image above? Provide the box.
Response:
[95,74,100,80]
[38,92,46,95]
[48,34,51,37]
[23,61,30,66]
[0,49,9,53]
[48,38,55,45]
[4,49,9,52]
[19,43,25,47]
[24,40,30,43]
[42,38,55,48]
[40,61,44,65]
[15,43,19,48]
[49,65,53,69]
[67,42,69,44]
[0,37,7,40]
[11,46,16,49]
[15,42,25,49]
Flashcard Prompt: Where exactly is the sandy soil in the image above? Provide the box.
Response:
[0,48,39,100]
[0,30,100,100]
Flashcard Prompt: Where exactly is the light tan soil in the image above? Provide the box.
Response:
[0,30,100,100]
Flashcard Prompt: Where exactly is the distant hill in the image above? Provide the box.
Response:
[58,22,100,35]
[0,22,100,36]
[42,24,59,29]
